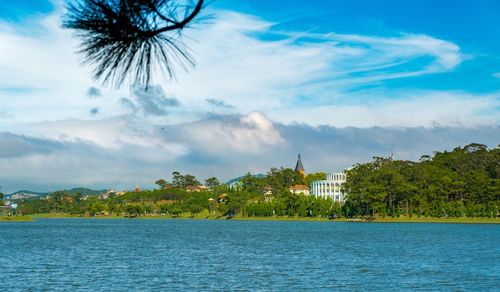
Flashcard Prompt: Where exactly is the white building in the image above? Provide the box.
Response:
[310,172,347,203]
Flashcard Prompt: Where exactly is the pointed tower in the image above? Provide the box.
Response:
[294,154,305,176]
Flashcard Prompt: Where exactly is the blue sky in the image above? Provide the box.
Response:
[222,0,500,93]
[2,0,500,93]
[0,0,498,192]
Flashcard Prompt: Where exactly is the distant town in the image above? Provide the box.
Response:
[1,143,499,222]
[1,153,348,216]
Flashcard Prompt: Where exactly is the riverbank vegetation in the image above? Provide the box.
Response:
[12,143,500,222]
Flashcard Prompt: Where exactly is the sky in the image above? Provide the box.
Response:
[0,0,499,193]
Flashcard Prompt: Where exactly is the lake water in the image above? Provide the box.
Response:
[0,219,499,291]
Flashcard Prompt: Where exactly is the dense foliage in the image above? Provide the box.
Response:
[343,143,499,218]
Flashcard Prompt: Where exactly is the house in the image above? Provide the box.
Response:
[186,185,210,192]
[217,193,228,203]
[289,184,310,195]
[263,185,273,196]
[263,186,274,202]
[1,205,13,216]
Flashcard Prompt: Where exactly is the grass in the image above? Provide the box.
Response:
[27,213,500,224]
[367,216,500,224]
[0,215,33,222]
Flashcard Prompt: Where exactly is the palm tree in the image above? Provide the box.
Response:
[63,0,205,88]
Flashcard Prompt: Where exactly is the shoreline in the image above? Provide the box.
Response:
[0,216,34,222]
[27,214,500,224]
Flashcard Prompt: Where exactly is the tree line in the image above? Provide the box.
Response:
[343,143,499,218]
[16,168,335,218]
[15,143,500,219]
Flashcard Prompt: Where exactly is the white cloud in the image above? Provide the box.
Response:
[269,91,500,127]
[170,112,284,154]
[0,8,480,128]
[168,11,464,107]
[18,116,186,154]
[13,111,283,157]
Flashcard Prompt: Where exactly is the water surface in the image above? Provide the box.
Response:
[1,219,499,290]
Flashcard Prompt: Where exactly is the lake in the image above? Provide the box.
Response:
[0,219,499,291]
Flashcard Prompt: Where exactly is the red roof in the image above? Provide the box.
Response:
[289,185,309,191]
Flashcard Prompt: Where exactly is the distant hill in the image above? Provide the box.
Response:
[59,188,107,196]
[7,190,49,200]
[6,188,107,200]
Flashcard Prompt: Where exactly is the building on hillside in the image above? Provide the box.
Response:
[228,180,243,191]
[100,190,121,200]
[294,154,305,176]
[263,185,273,196]
[1,205,12,215]
[217,193,228,203]
[289,184,310,195]
[186,185,210,192]
[310,172,347,203]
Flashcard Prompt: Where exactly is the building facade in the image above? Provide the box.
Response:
[310,172,347,203]
[289,184,310,195]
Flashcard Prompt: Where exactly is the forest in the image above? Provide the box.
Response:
[15,143,499,219]
[343,143,499,217]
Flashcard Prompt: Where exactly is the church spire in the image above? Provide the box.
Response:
[295,153,305,176]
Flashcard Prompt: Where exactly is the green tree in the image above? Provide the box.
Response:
[343,143,500,218]
[155,179,168,189]
[172,171,200,188]
[266,167,304,194]
[304,172,327,188]
[183,174,200,187]
[240,173,266,193]
[205,177,220,188]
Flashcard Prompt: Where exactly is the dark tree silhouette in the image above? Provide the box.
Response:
[63,0,205,88]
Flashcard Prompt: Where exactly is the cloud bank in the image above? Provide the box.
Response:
[1,112,498,193]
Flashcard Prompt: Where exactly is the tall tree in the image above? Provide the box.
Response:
[172,171,200,188]
[155,179,168,189]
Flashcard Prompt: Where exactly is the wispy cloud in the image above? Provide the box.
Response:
[126,86,181,116]
[205,98,235,109]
